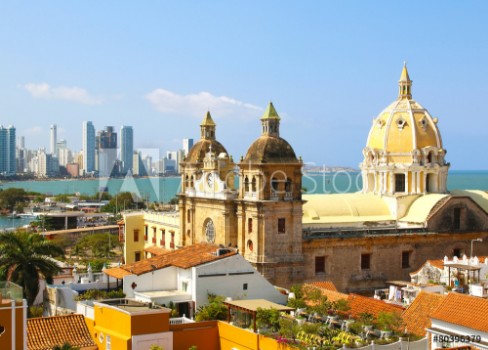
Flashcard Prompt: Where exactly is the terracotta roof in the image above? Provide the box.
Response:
[144,246,170,256]
[347,294,404,319]
[307,281,338,292]
[402,291,445,336]
[104,266,133,279]
[27,314,97,350]
[430,292,488,333]
[105,243,237,277]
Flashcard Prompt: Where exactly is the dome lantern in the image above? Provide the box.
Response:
[260,102,281,137]
[398,62,412,100]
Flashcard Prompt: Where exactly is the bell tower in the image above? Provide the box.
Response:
[237,102,304,285]
[179,111,237,248]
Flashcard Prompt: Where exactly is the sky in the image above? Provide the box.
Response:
[0,1,487,170]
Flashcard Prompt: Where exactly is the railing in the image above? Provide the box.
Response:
[169,316,194,325]
[244,191,257,200]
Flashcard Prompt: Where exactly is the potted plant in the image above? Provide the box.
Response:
[376,311,403,339]
[358,312,374,332]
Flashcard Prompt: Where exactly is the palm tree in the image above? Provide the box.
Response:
[0,231,63,307]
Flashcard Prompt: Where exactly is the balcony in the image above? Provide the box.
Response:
[244,191,257,200]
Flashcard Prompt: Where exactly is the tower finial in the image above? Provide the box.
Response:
[398,63,412,99]
[260,102,281,137]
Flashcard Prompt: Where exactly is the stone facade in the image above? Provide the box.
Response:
[302,231,488,293]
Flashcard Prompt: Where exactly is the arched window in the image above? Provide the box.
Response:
[205,219,215,243]
[244,176,249,192]
[251,177,257,192]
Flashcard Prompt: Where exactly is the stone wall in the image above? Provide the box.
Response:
[300,231,488,293]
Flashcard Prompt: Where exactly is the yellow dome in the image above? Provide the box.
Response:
[365,64,443,164]
[360,64,449,196]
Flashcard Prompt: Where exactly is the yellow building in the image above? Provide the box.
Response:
[121,210,180,264]
[82,298,172,350]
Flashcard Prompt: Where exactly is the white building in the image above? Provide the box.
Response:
[50,124,57,156]
[104,243,287,318]
[411,255,488,298]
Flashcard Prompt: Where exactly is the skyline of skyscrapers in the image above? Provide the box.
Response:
[1,121,193,177]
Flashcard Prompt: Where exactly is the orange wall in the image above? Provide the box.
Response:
[131,313,169,335]
[0,300,25,350]
[171,321,219,350]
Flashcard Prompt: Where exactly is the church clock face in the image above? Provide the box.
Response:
[206,173,215,188]
[205,219,215,243]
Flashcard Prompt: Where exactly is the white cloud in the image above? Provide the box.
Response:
[23,126,43,136]
[145,88,262,119]
[24,83,103,105]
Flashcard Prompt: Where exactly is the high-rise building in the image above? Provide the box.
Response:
[57,139,72,167]
[182,138,194,157]
[97,126,118,177]
[82,121,96,174]
[16,135,26,173]
[120,126,134,174]
[0,125,16,175]
[50,124,57,156]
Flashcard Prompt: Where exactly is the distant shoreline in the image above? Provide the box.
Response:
[0,174,181,184]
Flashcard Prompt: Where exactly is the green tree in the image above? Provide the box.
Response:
[101,192,144,213]
[0,231,64,307]
[256,307,281,332]
[195,293,228,321]
[74,233,120,258]
[0,188,28,212]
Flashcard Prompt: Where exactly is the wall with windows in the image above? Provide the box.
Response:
[303,232,488,293]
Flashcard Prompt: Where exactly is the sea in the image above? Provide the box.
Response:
[1,170,487,229]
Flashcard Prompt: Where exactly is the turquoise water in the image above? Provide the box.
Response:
[1,171,487,202]
[1,170,487,229]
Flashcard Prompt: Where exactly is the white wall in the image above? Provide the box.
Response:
[193,254,286,308]
[123,266,178,298]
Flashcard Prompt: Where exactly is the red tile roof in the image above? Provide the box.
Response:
[27,314,97,350]
[307,281,338,291]
[144,246,170,256]
[303,282,347,302]
[402,291,445,336]
[347,294,404,319]
[105,243,237,276]
[430,292,488,333]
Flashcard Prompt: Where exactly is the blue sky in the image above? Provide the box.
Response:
[0,1,487,169]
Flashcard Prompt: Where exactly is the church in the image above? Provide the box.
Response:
[119,64,488,292]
